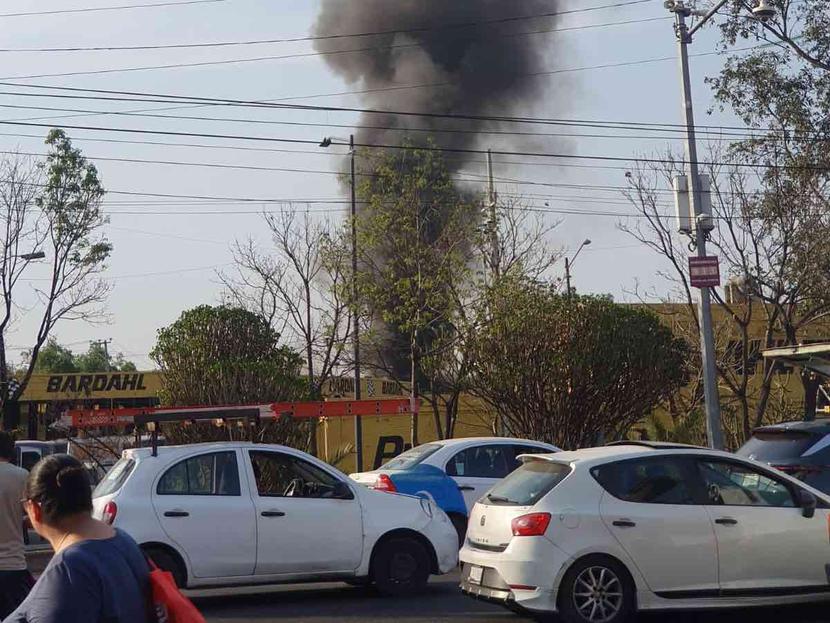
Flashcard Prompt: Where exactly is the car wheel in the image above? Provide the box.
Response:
[372,537,430,597]
[143,546,186,588]
[558,556,634,623]
[448,514,467,548]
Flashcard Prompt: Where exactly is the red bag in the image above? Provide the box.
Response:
[147,559,206,623]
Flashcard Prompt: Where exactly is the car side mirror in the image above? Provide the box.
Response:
[799,490,817,519]
[333,481,354,500]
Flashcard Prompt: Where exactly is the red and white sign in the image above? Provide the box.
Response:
[689,256,720,288]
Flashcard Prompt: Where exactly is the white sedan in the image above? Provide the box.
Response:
[92,441,458,595]
[351,437,559,510]
[460,442,830,623]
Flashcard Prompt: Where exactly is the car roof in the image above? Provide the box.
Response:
[520,444,735,468]
[754,419,830,435]
[124,441,297,460]
[426,437,558,448]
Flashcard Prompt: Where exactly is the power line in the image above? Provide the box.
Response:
[20,262,234,282]
[0,129,636,172]
[0,100,762,142]
[0,117,818,173]
[0,147,800,198]
[0,15,668,53]
[0,0,228,18]
[0,78,795,137]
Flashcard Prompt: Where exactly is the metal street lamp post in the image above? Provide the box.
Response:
[565,239,591,300]
[320,135,363,471]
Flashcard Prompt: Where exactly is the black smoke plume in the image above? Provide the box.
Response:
[313,0,562,170]
[313,1,563,378]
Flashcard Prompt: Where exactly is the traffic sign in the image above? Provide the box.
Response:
[689,256,720,288]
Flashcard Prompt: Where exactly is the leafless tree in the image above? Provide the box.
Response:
[221,208,352,452]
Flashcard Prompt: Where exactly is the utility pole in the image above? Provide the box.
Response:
[565,257,572,300]
[671,1,725,450]
[350,134,364,471]
[91,339,112,363]
[486,149,500,280]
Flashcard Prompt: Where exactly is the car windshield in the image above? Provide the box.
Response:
[92,457,135,498]
[485,460,571,506]
[737,431,821,462]
[380,443,442,470]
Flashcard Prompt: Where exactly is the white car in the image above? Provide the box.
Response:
[92,442,458,595]
[460,441,830,623]
[351,437,559,511]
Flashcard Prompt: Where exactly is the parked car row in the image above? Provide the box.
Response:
[16,419,830,623]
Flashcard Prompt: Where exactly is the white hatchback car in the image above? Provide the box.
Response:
[460,442,830,623]
[92,442,458,595]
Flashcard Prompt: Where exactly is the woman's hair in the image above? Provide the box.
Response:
[25,454,92,524]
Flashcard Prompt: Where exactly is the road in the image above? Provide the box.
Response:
[193,570,827,623]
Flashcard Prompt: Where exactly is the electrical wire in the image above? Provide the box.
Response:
[0,78,801,137]
[0,100,764,143]
[0,14,668,53]
[0,0,228,19]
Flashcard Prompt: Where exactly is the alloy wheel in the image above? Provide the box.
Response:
[571,565,624,623]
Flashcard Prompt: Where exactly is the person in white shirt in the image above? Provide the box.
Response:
[0,431,34,619]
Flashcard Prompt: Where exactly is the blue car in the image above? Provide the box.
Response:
[350,437,559,542]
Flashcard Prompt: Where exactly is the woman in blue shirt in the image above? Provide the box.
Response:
[4,454,149,623]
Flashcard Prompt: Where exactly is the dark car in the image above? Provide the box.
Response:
[736,419,830,492]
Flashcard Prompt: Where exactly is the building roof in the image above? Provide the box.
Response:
[763,343,830,378]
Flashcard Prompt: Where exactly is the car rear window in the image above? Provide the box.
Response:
[92,457,135,498]
[380,443,442,470]
[484,460,571,506]
[737,431,822,461]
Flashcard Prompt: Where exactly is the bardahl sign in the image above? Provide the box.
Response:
[47,373,149,394]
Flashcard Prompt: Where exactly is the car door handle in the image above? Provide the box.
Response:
[715,517,738,526]
[612,520,636,528]
[458,486,476,491]
[261,510,286,518]
[163,510,189,518]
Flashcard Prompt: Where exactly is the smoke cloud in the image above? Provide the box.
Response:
[313,0,562,170]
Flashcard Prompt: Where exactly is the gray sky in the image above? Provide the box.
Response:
[1,0,736,369]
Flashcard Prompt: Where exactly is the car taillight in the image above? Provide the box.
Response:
[511,513,551,537]
[372,474,397,493]
[102,501,118,525]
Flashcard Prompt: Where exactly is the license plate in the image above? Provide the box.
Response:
[468,565,484,585]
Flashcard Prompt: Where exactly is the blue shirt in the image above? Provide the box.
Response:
[4,529,149,623]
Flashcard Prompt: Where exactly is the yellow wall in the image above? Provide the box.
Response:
[318,388,497,473]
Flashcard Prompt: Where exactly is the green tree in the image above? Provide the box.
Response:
[27,339,137,373]
[31,339,78,373]
[467,278,689,449]
[73,343,136,372]
[0,130,111,429]
[355,141,478,444]
[151,305,308,449]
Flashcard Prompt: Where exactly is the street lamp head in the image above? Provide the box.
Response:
[582,239,592,247]
[752,0,776,21]
[19,251,45,261]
